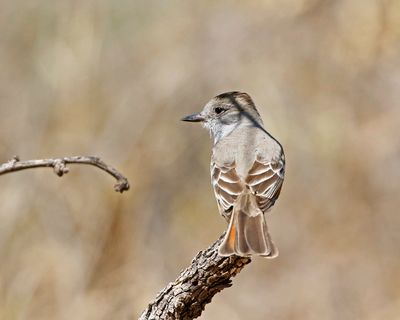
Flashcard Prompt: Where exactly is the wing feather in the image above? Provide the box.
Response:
[211,155,284,217]
[245,157,285,212]
[211,162,243,219]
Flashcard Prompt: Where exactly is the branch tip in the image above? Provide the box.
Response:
[114,179,130,193]
[0,155,130,193]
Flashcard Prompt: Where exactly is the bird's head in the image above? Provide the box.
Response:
[182,91,262,144]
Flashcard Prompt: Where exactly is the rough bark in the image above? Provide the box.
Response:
[0,155,129,192]
[139,234,251,320]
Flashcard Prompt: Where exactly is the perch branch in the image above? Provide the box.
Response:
[0,155,130,192]
[139,233,251,320]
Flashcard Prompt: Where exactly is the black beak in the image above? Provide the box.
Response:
[181,112,205,122]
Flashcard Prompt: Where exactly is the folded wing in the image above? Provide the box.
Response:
[211,161,243,220]
[245,157,285,213]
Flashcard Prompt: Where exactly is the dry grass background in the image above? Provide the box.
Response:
[1,1,400,319]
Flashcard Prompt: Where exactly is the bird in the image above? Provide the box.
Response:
[182,91,285,258]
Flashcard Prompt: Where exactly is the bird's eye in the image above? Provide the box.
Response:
[215,107,225,114]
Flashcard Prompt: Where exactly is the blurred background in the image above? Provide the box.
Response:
[0,1,400,319]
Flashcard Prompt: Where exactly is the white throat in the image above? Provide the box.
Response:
[202,120,238,145]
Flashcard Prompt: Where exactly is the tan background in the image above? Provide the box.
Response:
[1,1,400,319]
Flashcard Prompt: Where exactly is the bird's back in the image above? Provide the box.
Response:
[212,124,283,179]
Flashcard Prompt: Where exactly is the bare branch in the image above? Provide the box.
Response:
[0,155,130,192]
[140,233,251,320]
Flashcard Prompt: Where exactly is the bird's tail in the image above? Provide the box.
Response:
[218,192,278,258]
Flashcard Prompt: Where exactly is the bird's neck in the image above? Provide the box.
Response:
[211,117,263,145]
[211,122,237,145]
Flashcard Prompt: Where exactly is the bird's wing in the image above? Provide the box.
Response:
[211,161,244,219]
[245,156,285,213]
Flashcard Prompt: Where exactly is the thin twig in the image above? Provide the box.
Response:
[139,233,251,320]
[0,155,130,192]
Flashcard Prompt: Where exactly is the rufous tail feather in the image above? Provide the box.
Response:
[218,192,278,258]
